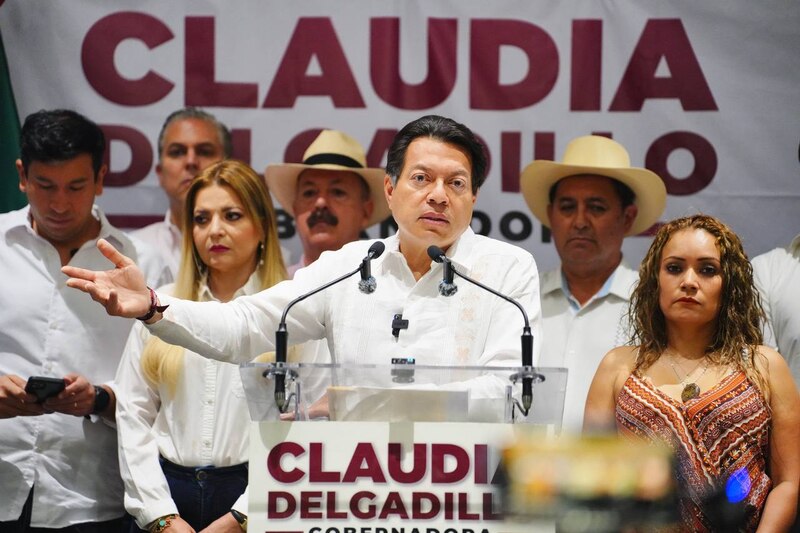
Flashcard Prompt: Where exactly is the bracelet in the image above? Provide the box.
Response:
[150,514,178,533]
[136,287,169,322]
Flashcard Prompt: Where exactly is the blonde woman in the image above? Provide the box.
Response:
[585,215,800,531]
[115,160,286,532]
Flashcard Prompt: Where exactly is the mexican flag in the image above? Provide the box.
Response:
[0,30,26,213]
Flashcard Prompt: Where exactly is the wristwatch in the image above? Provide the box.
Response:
[230,509,247,531]
[92,385,111,415]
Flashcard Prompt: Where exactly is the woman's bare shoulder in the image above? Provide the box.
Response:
[601,345,639,371]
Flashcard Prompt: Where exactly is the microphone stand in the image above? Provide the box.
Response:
[428,246,540,416]
[272,242,385,412]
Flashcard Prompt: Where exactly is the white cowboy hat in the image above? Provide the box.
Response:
[520,135,666,235]
[264,130,390,227]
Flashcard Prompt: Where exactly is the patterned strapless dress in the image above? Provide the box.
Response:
[616,370,771,532]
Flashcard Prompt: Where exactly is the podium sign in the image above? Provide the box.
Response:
[249,421,521,532]
[240,363,565,532]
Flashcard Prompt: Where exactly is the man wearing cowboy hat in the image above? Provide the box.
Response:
[520,135,666,433]
[265,130,391,277]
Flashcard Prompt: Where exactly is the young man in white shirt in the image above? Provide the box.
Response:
[0,109,167,531]
[520,135,667,433]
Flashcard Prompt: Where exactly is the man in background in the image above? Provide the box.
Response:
[520,135,666,433]
[131,107,231,281]
[264,129,390,277]
[753,233,800,387]
[0,109,165,531]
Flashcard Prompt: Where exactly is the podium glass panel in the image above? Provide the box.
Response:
[240,361,567,429]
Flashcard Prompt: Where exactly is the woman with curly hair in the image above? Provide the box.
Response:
[584,214,799,532]
[114,160,287,532]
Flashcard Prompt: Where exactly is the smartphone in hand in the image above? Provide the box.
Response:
[25,376,66,403]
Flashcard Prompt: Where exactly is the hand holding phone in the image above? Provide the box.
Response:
[25,376,66,403]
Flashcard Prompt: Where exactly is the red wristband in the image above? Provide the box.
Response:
[136,287,169,321]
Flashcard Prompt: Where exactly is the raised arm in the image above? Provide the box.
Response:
[62,238,152,319]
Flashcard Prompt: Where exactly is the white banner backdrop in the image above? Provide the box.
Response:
[2,1,799,270]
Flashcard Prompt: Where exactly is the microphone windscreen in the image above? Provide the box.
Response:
[368,241,386,259]
[427,245,446,263]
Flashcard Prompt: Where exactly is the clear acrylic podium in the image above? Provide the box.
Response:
[240,361,567,426]
[239,362,566,533]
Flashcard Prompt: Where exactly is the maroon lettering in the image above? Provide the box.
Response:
[267,442,305,483]
[101,125,152,187]
[263,18,365,108]
[378,491,410,519]
[81,12,173,105]
[645,131,716,195]
[571,20,603,111]
[412,492,440,519]
[349,491,377,519]
[366,129,398,169]
[387,443,427,483]
[342,443,387,483]
[483,492,503,521]
[184,17,258,107]
[309,442,341,482]
[444,491,454,520]
[458,492,480,520]
[267,491,296,519]
[473,444,488,484]
[610,19,717,111]
[501,132,521,193]
[431,444,470,483]
[299,491,323,519]
[326,491,348,519]
[470,19,558,110]
[230,129,251,165]
[371,18,457,109]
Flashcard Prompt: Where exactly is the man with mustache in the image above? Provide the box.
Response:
[520,135,666,433]
[131,107,231,282]
[265,129,391,277]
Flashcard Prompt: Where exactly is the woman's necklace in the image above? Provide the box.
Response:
[665,356,710,402]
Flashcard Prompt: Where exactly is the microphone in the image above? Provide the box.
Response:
[273,241,385,411]
[429,249,458,296]
[358,241,385,294]
[427,245,536,415]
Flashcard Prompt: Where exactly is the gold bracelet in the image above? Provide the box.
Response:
[150,514,178,533]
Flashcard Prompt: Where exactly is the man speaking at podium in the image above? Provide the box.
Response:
[63,115,543,393]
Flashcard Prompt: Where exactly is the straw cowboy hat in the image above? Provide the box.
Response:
[264,130,391,227]
[520,135,666,235]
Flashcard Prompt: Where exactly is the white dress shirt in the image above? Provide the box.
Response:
[148,229,543,397]
[0,205,167,527]
[537,262,639,434]
[129,210,182,284]
[752,233,800,386]
[115,275,261,528]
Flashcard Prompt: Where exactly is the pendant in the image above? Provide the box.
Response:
[681,382,701,402]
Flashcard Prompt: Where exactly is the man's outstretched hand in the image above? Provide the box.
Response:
[62,238,152,319]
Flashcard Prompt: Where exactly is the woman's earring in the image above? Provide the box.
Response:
[257,242,265,266]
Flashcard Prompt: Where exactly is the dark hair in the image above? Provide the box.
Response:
[157,107,232,160]
[19,109,105,177]
[629,214,768,395]
[385,115,487,194]
[548,175,636,208]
